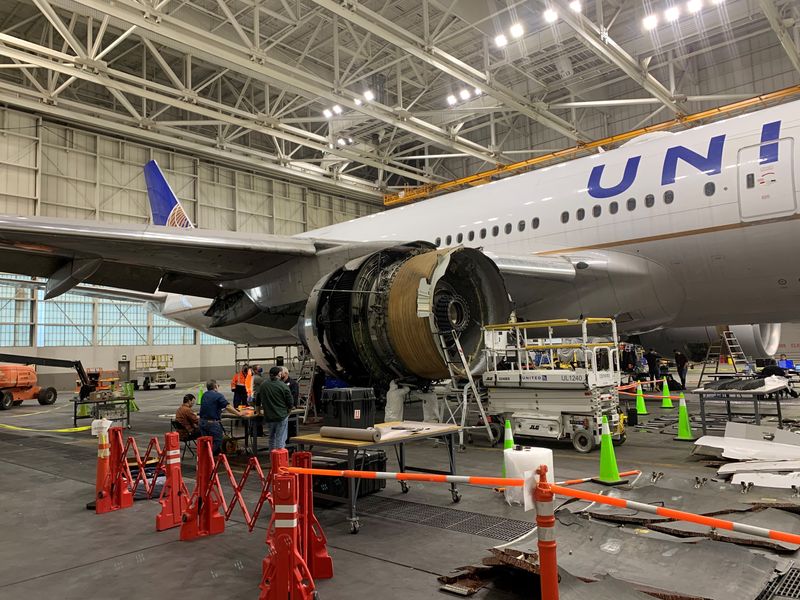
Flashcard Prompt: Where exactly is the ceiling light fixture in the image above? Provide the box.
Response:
[459,89,471,100]
[363,90,375,101]
[643,14,658,29]
[337,138,346,146]
[446,94,457,106]
[332,105,342,114]
[509,23,524,38]
[687,0,702,12]
[665,6,680,21]
[323,109,333,118]
[544,8,558,23]
[569,0,582,12]
[354,98,362,106]
[494,34,508,47]
[474,87,482,96]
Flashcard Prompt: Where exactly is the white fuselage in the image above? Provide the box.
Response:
[161,100,800,342]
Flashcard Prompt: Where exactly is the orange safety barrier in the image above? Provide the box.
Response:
[284,466,640,488]
[259,471,317,600]
[156,431,189,531]
[292,452,334,580]
[180,446,289,541]
[94,425,133,514]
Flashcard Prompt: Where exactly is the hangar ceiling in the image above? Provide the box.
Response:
[0,0,797,201]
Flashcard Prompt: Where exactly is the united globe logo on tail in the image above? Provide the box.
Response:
[143,159,195,228]
[166,204,193,228]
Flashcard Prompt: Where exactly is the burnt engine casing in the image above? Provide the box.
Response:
[303,243,511,387]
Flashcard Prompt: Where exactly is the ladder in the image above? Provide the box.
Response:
[438,330,496,448]
[297,352,320,424]
[698,330,750,385]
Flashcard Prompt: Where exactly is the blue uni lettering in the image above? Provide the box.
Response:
[587,156,641,199]
[661,134,726,185]
[760,121,781,164]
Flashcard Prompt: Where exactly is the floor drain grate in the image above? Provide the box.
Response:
[775,569,800,599]
[759,568,800,600]
[356,496,535,542]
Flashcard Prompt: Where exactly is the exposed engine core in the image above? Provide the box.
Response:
[638,323,781,359]
[303,243,511,386]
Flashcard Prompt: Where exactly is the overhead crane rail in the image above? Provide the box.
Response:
[383,84,800,206]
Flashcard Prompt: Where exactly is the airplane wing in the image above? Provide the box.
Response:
[0,215,332,299]
[0,276,167,304]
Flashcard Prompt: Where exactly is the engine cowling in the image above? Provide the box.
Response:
[638,323,781,360]
[303,243,512,387]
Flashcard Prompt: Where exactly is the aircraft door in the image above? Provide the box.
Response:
[737,138,796,221]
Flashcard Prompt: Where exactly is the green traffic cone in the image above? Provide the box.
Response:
[635,384,648,415]
[661,378,674,409]
[593,415,628,486]
[502,419,515,477]
[674,393,696,441]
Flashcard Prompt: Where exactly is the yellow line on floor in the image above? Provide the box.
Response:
[0,423,91,433]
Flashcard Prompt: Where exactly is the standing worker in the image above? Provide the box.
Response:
[645,348,661,391]
[280,366,300,407]
[673,349,689,390]
[255,366,294,450]
[199,380,242,455]
[230,364,253,408]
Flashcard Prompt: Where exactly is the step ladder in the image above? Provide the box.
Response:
[438,330,496,448]
[698,330,750,386]
[297,352,320,424]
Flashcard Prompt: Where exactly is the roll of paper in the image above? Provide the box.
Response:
[320,426,381,443]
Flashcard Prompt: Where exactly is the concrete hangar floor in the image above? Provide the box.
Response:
[1,382,799,600]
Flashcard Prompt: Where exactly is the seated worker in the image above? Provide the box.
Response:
[174,393,200,440]
[255,367,294,451]
[199,379,242,454]
[230,364,253,408]
[759,359,786,378]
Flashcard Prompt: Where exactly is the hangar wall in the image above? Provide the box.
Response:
[0,105,382,388]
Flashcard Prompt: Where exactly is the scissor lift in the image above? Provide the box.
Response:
[481,317,625,453]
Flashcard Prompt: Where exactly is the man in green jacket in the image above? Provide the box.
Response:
[255,366,294,450]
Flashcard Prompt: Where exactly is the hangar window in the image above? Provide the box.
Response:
[480,228,487,239]
[492,225,499,237]
[456,233,463,243]
[561,211,569,224]
[664,190,674,204]
[576,208,585,221]
[435,237,441,246]
[445,235,452,245]
[532,217,540,229]
[518,220,525,232]
[504,223,512,234]
[626,198,636,211]
[468,230,475,241]
[153,314,195,345]
[704,182,715,197]
[593,205,601,218]
[645,194,655,208]
[609,201,618,215]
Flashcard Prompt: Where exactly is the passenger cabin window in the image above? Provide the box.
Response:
[592,205,601,218]
[480,228,487,239]
[626,198,636,211]
[435,237,441,246]
[704,182,715,197]
[456,232,463,243]
[664,190,674,204]
[518,220,525,232]
[492,225,499,237]
[532,217,540,229]
[645,194,655,208]
[609,201,618,215]
[503,223,511,235]
[445,235,452,245]
[561,211,569,224]
[468,231,475,241]
[576,208,585,221]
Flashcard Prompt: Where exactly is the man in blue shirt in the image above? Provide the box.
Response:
[199,379,242,454]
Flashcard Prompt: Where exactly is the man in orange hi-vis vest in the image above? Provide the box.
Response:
[231,364,253,407]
